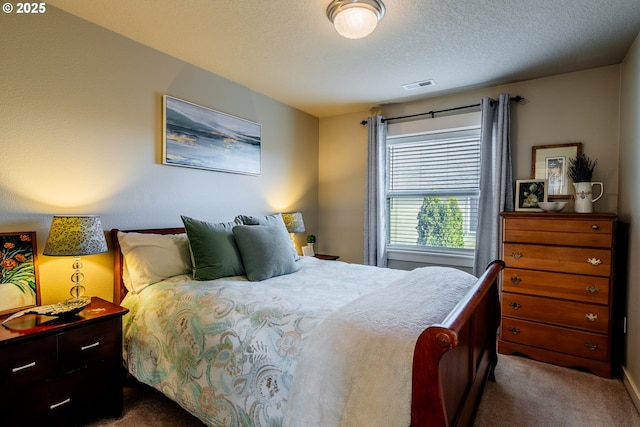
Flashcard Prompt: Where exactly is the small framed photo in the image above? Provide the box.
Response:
[0,232,40,315]
[516,179,548,211]
[302,245,315,257]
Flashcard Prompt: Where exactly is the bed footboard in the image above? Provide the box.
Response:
[411,260,504,427]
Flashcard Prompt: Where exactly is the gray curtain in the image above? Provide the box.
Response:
[473,94,514,276]
[364,116,387,267]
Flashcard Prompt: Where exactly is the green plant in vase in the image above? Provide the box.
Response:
[567,153,602,213]
[567,153,597,183]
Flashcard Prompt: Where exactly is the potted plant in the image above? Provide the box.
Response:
[306,235,316,248]
[567,153,597,183]
[567,153,602,213]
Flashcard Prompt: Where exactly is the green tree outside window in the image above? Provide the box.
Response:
[416,197,465,248]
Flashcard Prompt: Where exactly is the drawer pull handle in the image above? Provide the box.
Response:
[587,258,601,266]
[591,224,599,230]
[508,302,522,310]
[50,398,71,410]
[584,342,599,351]
[508,327,520,335]
[81,341,100,351]
[585,286,600,294]
[12,361,36,372]
[510,276,521,284]
[585,313,599,322]
[511,252,522,259]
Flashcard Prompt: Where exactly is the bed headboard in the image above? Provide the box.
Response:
[110,227,186,303]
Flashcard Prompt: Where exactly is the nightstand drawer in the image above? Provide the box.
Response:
[0,335,57,389]
[502,268,610,304]
[503,243,611,276]
[502,293,609,333]
[2,361,117,424]
[58,318,119,373]
[501,318,609,361]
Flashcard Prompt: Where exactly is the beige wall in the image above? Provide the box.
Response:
[0,8,319,304]
[319,65,621,264]
[318,113,369,261]
[619,33,640,410]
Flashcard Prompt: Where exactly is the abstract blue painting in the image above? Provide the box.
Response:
[163,95,261,175]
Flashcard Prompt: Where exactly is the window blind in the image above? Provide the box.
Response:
[386,127,481,251]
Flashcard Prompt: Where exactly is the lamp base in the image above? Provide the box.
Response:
[66,295,91,305]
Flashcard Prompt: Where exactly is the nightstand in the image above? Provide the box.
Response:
[0,297,128,425]
[315,254,340,261]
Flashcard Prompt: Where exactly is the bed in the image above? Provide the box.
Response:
[110,215,503,427]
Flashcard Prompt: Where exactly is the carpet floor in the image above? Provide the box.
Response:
[85,355,640,426]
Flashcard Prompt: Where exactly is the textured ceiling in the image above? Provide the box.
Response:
[47,0,640,118]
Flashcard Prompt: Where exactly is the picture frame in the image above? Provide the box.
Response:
[531,142,582,199]
[0,232,40,315]
[163,95,262,175]
[516,179,548,211]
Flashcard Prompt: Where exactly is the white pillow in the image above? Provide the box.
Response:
[117,231,192,293]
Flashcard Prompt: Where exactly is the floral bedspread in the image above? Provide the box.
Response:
[121,257,406,426]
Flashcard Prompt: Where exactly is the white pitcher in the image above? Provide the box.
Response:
[573,182,603,213]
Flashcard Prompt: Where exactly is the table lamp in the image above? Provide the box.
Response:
[43,215,108,303]
[281,212,305,249]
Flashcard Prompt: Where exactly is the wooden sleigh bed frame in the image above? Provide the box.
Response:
[110,227,504,427]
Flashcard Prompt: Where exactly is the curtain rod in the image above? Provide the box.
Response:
[359,96,524,126]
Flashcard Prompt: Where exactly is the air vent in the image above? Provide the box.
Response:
[402,79,435,90]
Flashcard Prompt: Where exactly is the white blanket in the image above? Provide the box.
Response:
[284,267,477,427]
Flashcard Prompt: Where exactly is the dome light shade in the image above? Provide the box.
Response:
[327,0,385,39]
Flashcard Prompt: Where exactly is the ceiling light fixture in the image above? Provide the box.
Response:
[326,0,385,39]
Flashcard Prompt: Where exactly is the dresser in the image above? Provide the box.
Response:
[0,297,128,425]
[498,212,617,378]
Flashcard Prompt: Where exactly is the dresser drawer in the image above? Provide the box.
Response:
[58,318,119,373]
[503,243,611,276]
[503,218,613,248]
[500,318,609,361]
[502,293,609,333]
[0,335,57,390]
[502,268,609,304]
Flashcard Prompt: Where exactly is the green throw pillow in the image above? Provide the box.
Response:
[181,215,245,280]
[235,213,298,260]
[232,225,299,281]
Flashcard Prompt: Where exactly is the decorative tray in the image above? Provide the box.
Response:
[2,298,90,326]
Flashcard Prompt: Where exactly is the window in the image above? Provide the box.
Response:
[386,116,481,260]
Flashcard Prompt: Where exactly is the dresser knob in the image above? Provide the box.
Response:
[508,327,520,335]
[510,276,521,284]
[584,342,599,351]
[586,258,602,266]
[585,286,600,294]
[511,252,522,259]
[591,224,599,230]
[585,313,598,322]
[508,302,522,310]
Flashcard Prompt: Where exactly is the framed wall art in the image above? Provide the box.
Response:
[0,232,40,315]
[163,95,262,175]
[516,179,548,211]
[531,142,582,198]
